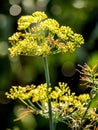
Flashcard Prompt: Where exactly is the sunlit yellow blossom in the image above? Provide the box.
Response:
[87,108,98,121]
[67,107,74,113]
[8,11,84,57]
[78,94,90,103]
[8,32,22,43]
[5,84,36,100]
[73,100,83,108]
[5,86,27,99]
[17,12,47,31]
[50,91,59,99]
[58,26,74,40]
[18,16,34,30]
[31,83,48,102]
[59,82,71,95]
[39,19,59,33]
[32,11,47,23]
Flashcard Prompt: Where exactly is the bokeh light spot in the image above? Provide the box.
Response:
[22,0,35,14]
[0,41,8,56]
[0,14,7,28]
[73,0,87,9]
[37,0,49,8]
[9,0,21,5]
[62,61,76,77]
[51,5,62,16]
[9,4,22,16]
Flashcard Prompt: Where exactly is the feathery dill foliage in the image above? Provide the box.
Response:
[8,11,84,57]
[79,63,98,88]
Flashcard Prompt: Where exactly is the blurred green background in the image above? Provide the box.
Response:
[0,0,98,129]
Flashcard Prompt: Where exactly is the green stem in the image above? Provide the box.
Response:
[81,99,92,122]
[80,92,94,129]
[27,99,40,112]
[79,78,97,129]
[43,56,54,130]
[19,98,40,112]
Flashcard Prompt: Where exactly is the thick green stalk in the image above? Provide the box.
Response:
[43,56,54,130]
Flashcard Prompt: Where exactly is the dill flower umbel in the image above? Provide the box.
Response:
[5,82,98,128]
[8,11,84,57]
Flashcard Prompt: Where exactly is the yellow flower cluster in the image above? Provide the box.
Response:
[5,84,36,99]
[6,82,98,125]
[8,11,84,57]
[17,11,47,30]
